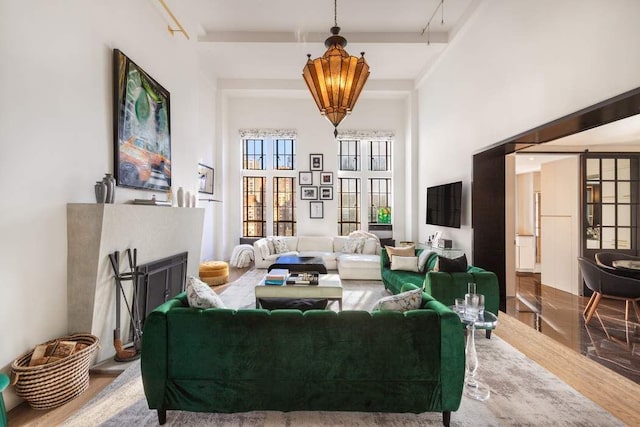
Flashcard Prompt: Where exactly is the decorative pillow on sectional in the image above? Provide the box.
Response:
[433,254,468,273]
[371,287,423,312]
[265,238,276,255]
[418,250,435,273]
[256,240,270,259]
[270,237,290,254]
[343,237,365,254]
[186,276,227,309]
[385,245,415,257]
[362,238,379,254]
[390,255,419,272]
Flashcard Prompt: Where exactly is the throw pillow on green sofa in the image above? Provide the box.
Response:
[390,255,419,272]
[186,276,227,309]
[434,254,468,273]
[371,287,422,312]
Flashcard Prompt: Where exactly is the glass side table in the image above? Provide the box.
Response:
[451,308,498,401]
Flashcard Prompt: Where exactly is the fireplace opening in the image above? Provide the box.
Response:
[111,250,188,360]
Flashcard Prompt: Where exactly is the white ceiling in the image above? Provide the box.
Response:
[161,0,477,81]
[155,0,640,155]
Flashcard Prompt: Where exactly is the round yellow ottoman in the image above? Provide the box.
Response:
[199,261,229,286]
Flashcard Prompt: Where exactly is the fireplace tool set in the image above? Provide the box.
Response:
[108,248,143,362]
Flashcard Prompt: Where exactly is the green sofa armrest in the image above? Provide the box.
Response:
[418,297,465,410]
[141,293,189,410]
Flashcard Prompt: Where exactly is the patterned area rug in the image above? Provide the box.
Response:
[63,270,623,426]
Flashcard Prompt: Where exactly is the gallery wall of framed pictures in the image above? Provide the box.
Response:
[299,154,333,218]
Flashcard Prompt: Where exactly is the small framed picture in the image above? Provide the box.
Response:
[320,172,333,185]
[310,154,323,171]
[301,186,318,200]
[310,201,324,219]
[320,186,333,200]
[298,171,313,185]
[198,163,214,194]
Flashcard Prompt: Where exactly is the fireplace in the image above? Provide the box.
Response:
[114,251,188,355]
[67,203,204,362]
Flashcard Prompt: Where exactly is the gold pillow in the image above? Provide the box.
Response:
[385,245,415,257]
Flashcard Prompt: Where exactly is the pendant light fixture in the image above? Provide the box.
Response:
[302,0,370,137]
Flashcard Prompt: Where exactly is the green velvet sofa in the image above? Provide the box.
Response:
[380,248,500,337]
[141,291,465,426]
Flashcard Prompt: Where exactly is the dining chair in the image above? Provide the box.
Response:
[578,257,640,325]
[594,252,640,277]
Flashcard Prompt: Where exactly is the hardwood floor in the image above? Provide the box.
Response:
[8,267,640,425]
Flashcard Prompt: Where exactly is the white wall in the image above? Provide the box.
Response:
[417,0,640,265]
[540,157,580,294]
[220,94,409,257]
[0,1,217,410]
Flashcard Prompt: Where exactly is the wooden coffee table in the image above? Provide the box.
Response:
[255,273,343,310]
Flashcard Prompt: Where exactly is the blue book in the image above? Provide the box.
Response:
[264,279,285,286]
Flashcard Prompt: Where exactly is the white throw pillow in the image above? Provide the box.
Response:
[343,237,365,254]
[418,250,434,273]
[270,237,290,254]
[371,288,423,312]
[256,240,270,259]
[390,255,419,272]
[186,276,227,309]
[362,238,379,255]
[266,238,277,255]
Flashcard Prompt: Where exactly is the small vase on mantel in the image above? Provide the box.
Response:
[185,191,192,207]
[177,187,185,207]
[94,181,107,203]
[103,173,116,203]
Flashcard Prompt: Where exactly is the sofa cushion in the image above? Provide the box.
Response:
[186,276,227,309]
[390,255,419,272]
[362,238,379,255]
[371,287,423,312]
[255,239,270,259]
[343,237,366,253]
[385,245,415,257]
[297,236,334,252]
[271,237,290,254]
[418,250,435,272]
[434,254,468,273]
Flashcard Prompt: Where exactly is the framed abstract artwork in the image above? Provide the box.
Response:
[301,186,318,200]
[198,163,214,194]
[113,49,171,191]
[299,171,313,185]
[310,201,324,219]
[320,186,333,200]
[320,172,333,185]
[310,154,323,171]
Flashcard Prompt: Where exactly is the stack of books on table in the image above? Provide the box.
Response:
[265,269,288,286]
[286,272,319,286]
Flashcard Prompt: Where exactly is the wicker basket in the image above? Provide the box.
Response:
[10,334,99,410]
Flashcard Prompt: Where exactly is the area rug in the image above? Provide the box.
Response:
[63,270,623,426]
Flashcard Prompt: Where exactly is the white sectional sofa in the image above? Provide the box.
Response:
[253,235,382,280]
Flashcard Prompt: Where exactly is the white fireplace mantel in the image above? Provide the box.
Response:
[67,203,204,362]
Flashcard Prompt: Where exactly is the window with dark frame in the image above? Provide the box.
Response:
[338,139,360,171]
[369,178,392,223]
[274,139,295,170]
[243,139,264,170]
[338,178,360,236]
[273,177,296,236]
[242,176,266,237]
[583,155,639,252]
[369,140,391,171]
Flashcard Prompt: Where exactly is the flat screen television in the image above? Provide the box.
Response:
[426,181,462,228]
